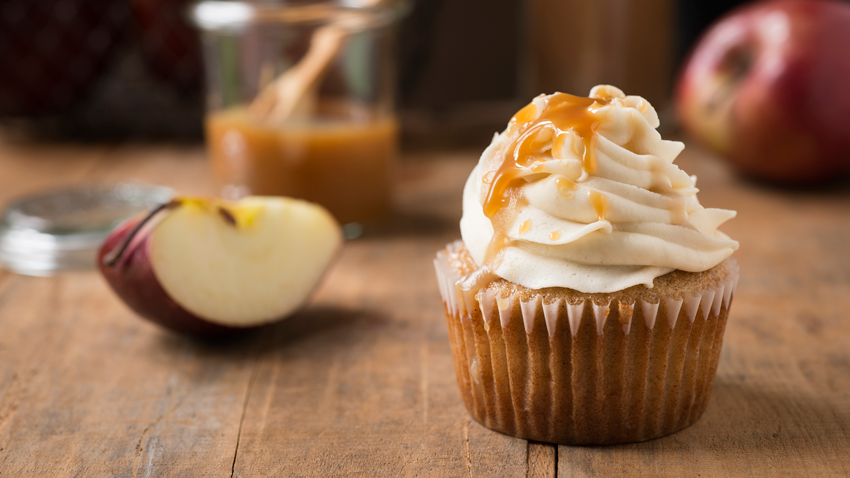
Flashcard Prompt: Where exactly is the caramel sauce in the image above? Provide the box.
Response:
[588,190,610,221]
[554,176,576,198]
[549,230,561,241]
[481,193,526,267]
[552,130,570,159]
[519,219,532,235]
[509,103,538,133]
[478,92,614,271]
[206,104,397,225]
[483,93,610,219]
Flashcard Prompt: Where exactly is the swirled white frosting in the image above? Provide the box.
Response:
[460,85,739,293]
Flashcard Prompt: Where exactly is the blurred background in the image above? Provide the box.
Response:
[0,0,753,145]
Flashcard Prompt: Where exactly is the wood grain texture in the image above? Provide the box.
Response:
[0,136,848,476]
[0,139,106,206]
[527,442,557,478]
[0,272,255,476]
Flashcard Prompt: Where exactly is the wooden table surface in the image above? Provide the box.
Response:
[0,136,848,477]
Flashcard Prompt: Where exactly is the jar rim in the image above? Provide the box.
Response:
[189,0,407,31]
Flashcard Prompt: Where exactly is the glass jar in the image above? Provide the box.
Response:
[191,1,403,226]
[0,183,173,276]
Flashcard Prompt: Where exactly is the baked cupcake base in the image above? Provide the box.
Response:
[434,241,739,446]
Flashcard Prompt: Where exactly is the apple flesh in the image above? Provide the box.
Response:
[99,196,342,335]
[676,0,850,184]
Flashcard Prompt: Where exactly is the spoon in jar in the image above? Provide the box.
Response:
[249,0,384,124]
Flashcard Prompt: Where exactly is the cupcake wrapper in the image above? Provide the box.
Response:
[434,241,739,445]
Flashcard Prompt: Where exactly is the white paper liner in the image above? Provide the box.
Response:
[435,242,740,337]
[434,241,740,445]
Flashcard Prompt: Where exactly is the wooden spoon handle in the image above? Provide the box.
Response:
[249,1,384,125]
[249,25,346,123]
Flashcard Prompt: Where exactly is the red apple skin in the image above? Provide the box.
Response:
[676,0,850,185]
[98,215,239,336]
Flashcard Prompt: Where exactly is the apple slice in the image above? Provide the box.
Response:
[98,196,342,335]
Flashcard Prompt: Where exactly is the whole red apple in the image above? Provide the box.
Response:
[676,0,850,184]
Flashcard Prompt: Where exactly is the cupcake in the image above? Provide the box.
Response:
[434,85,739,445]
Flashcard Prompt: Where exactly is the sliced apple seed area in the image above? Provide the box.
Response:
[149,197,342,326]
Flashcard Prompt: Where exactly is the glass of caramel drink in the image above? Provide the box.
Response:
[191,1,402,228]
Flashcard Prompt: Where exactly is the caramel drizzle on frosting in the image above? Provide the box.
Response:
[588,189,609,222]
[477,93,612,269]
[483,93,611,218]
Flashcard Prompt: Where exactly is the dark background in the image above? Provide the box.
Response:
[0,0,755,143]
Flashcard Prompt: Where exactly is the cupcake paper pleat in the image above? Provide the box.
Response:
[434,241,739,445]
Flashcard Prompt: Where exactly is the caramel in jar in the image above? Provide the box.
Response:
[206,106,397,225]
